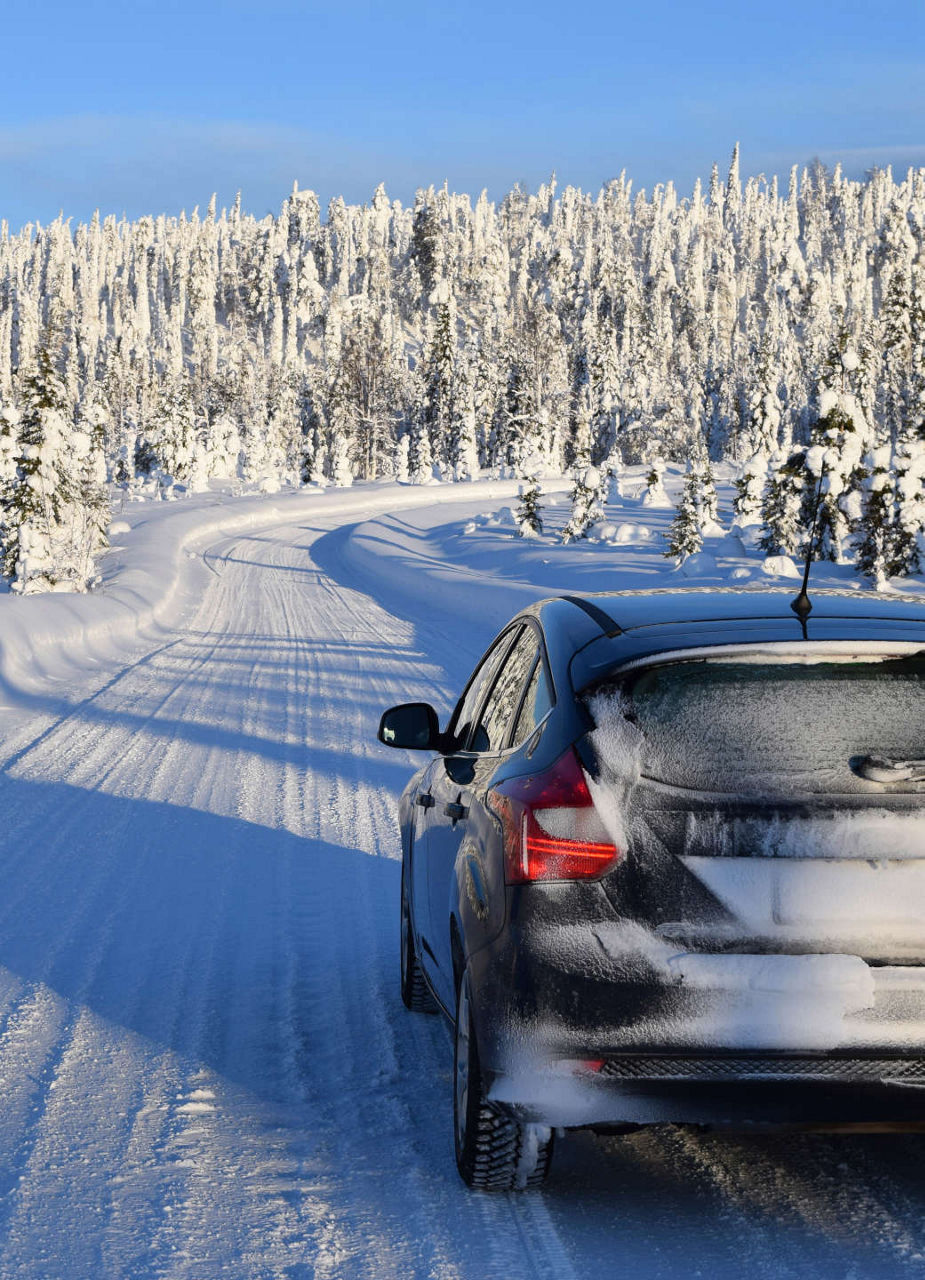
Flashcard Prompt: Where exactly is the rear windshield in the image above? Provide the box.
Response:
[607,654,925,796]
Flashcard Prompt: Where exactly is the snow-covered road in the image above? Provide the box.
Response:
[1,495,924,1278]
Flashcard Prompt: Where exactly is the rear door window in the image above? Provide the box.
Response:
[511,657,553,748]
[471,630,538,754]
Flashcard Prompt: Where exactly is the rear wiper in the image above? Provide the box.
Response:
[851,755,925,783]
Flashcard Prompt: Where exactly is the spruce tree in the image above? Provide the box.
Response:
[408,415,433,484]
[422,301,455,471]
[515,476,544,538]
[760,451,805,556]
[641,458,670,507]
[856,445,901,587]
[602,451,624,500]
[561,466,602,542]
[394,433,411,483]
[891,422,925,575]
[802,401,867,562]
[732,452,769,526]
[2,326,108,592]
[699,453,720,527]
[665,462,706,560]
[0,405,21,559]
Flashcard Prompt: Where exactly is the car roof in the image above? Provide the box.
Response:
[536,588,925,691]
[575,586,925,631]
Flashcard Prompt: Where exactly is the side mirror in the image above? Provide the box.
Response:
[378,702,442,751]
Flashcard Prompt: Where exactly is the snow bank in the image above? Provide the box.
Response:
[338,482,571,645]
[761,554,801,578]
[0,480,526,702]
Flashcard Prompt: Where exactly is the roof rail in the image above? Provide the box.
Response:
[559,595,622,637]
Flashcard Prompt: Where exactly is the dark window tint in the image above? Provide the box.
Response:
[511,658,553,748]
[471,630,538,753]
[450,628,520,748]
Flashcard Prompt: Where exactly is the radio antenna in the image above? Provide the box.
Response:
[790,467,826,635]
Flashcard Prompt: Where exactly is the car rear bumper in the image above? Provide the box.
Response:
[468,918,925,1127]
[485,1055,925,1128]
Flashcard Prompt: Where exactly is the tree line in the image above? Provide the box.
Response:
[0,146,923,591]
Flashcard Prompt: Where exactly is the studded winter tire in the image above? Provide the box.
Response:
[453,969,554,1190]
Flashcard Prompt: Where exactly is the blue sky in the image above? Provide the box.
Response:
[1,0,923,229]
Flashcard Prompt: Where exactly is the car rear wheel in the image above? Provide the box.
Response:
[453,969,554,1190]
[400,870,438,1013]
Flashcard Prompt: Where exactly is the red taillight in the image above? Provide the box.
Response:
[488,748,621,883]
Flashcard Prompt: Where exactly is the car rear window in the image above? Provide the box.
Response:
[599,653,925,796]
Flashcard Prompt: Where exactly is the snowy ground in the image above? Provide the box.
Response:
[0,472,924,1278]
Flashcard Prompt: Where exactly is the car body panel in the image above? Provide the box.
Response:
[391,588,925,1129]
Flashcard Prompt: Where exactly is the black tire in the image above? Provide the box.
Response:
[453,970,554,1190]
[400,869,439,1013]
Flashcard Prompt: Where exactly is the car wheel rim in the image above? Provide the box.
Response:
[455,978,471,1151]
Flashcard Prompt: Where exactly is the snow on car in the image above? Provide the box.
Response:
[381,588,925,1188]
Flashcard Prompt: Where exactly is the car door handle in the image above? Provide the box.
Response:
[445,801,468,820]
[416,793,435,809]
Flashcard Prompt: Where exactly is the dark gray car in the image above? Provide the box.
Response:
[379,589,925,1189]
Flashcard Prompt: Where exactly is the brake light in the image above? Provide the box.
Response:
[488,748,620,883]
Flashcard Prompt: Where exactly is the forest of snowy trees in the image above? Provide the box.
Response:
[0,146,924,592]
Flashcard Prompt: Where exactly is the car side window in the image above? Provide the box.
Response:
[511,657,553,748]
[470,630,538,754]
[448,627,520,750]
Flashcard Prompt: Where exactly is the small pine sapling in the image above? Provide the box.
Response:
[515,476,544,538]
[561,466,603,542]
[641,458,670,508]
[394,434,411,483]
[602,452,624,501]
[732,452,769,526]
[330,432,353,487]
[665,464,705,561]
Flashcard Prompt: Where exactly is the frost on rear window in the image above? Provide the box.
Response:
[590,654,925,796]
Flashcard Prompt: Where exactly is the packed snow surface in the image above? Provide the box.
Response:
[1,476,925,1277]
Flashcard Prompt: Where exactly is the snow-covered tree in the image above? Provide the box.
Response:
[760,450,806,556]
[562,466,603,542]
[665,452,716,560]
[856,444,901,587]
[732,452,769,526]
[642,458,671,507]
[2,327,109,592]
[515,475,544,538]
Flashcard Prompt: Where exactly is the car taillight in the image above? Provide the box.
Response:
[488,748,620,883]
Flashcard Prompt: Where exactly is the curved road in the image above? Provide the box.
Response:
[0,507,923,1278]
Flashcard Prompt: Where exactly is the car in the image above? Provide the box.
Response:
[378,588,925,1190]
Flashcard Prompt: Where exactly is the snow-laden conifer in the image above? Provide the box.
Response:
[515,460,544,538]
[394,434,411,484]
[665,449,717,560]
[732,452,769,526]
[561,466,603,542]
[641,458,671,508]
[408,417,434,485]
[664,466,704,561]
[2,328,109,592]
[760,450,805,556]
[856,444,901,587]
